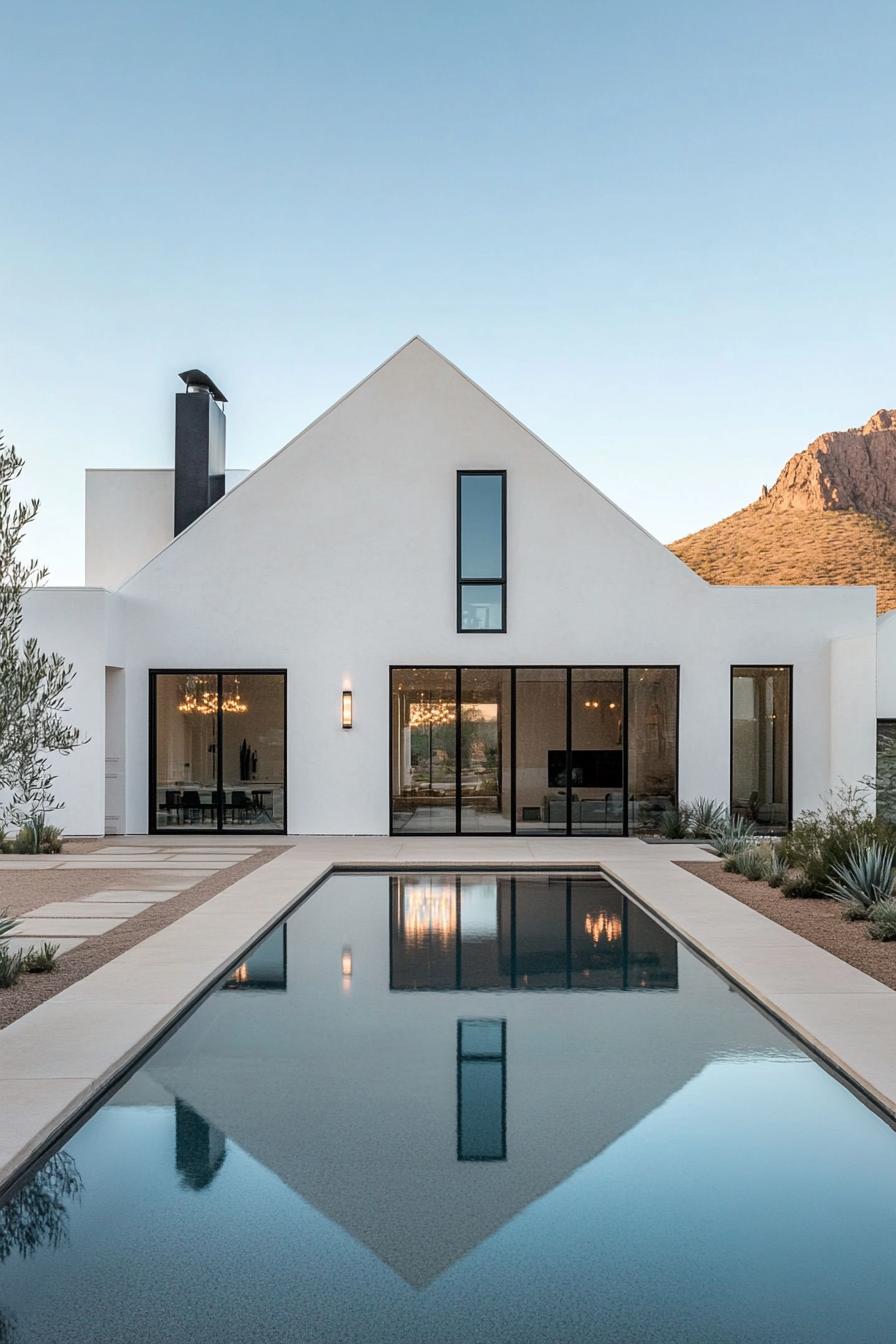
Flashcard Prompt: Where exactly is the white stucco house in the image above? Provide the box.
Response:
[20,337,883,838]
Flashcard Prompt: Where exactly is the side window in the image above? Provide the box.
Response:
[457,471,506,631]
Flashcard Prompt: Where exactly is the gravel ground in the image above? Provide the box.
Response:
[0,847,287,1028]
[677,859,896,991]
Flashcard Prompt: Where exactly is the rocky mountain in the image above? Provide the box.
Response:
[670,410,896,613]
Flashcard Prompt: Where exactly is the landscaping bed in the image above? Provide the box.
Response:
[677,858,896,992]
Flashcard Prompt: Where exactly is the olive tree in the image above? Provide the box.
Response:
[0,432,80,847]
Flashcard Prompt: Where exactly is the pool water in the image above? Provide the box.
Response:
[2,871,896,1343]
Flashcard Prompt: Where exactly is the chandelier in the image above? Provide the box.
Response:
[408,698,455,728]
[178,676,249,715]
[401,880,457,943]
[584,910,623,945]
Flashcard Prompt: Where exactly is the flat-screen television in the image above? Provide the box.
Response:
[548,749,622,789]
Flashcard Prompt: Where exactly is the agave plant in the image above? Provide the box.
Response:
[659,805,692,839]
[687,797,727,839]
[827,841,896,911]
[868,898,896,941]
[762,845,789,888]
[733,844,768,880]
[709,813,757,857]
[0,909,19,942]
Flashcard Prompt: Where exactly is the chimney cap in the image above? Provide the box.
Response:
[178,369,227,403]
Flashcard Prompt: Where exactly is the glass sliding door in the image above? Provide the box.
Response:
[460,667,512,833]
[514,669,567,833]
[219,674,285,831]
[153,674,219,831]
[151,670,286,833]
[570,668,624,834]
[391,668,457,833]
[731,666,792,832]
[627,667,679,834]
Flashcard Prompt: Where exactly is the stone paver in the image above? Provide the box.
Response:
[6,936,85,956]
[13,916,130,937]
[82,889,184,904]
[19,901,154,920]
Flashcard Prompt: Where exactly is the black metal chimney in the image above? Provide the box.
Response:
[174,370,227,535]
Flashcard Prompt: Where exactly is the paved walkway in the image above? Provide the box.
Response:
[2,835,896,1193]
[3,846,259,958]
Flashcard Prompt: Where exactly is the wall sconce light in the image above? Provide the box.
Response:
[341,946,353,977]
[342,689,353,729]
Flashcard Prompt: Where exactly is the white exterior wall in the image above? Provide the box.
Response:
[85,469,174,589]
[18,588,123,836]
[21,339,880,834]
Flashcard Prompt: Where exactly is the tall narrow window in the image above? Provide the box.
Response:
[457,1019,506,1160]
[457,471,506,631]
[731,666,792,832]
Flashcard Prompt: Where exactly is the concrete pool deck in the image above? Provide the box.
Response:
[2,834,896,1191]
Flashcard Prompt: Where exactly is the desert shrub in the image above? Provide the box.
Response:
[827,841,896,912]
[779,784,896,892]
[24,942,60,973]
[840,901,869,921]
[710,813,757,857]
[782,871,819,899]
[0,946,24,988]
[733,844,768,880]
[659,806,692,839]
[868,899,896,941]
[763,845,789,888]
[688,797,727,839]
[11,822,65,855]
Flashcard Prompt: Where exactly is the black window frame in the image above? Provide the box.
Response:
[456,1017,507,1161]
[389,665,680,837]
[148,668,288,835]
[729,664,793,832]
[457,470,507,633]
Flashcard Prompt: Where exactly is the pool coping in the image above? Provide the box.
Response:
[2,837,896,1194]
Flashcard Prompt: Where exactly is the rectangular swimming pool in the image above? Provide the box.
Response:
[1,871,895,1343]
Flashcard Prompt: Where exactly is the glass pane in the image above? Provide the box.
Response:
[459,877,512,989]
[626,901,678,989]
[877,721,896,823]
[459,474,503,578]
[569,878,625,988]
[459,1018,504,1057]
[460,668,511,832]
[570,669,624,834]
[390,875,458,989]
[153,673,218,830]
[515,669,566,833]
[458,1059,505,1160]
[391,668,457,832]
[460,584,504,631]
[220,674,285,831]
[628,668,678,834]
[732,667,791,832]
[513,875,568,988]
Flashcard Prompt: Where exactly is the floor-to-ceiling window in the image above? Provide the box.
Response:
[731,666,792,832]
[390,668,457,833]
[390,667,679,836]
[627,667,678,834]
[151,670,286,833]
[877,720,896,823]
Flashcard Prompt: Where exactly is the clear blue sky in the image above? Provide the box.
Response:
[2,0,895,583]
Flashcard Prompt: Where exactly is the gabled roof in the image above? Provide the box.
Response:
[118,335,705,592]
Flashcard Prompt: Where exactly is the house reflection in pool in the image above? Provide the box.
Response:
[389,873,677,991]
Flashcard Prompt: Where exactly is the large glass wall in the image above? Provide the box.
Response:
[391,666,679,835]
[627,667,678,834]
[390,668,457,833]
[152,671,285,832]
[877,721,896,823]
[515,669,567,833]
[731,666,792,831]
